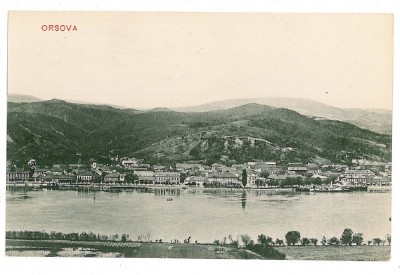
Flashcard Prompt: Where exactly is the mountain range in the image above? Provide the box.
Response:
[8,95,392,134]
[7,99,391,167]
[172,97,392,135]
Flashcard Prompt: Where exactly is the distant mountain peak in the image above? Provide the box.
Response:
[147,107,172,112]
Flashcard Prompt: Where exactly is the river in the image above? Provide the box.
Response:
[6,188,391,244]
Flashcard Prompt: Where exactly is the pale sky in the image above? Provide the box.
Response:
[8,12,393,110]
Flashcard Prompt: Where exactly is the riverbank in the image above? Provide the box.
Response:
[6,239,390,260]
[5,182,295,192]
[5,239,262,259]
[8,181,388,194]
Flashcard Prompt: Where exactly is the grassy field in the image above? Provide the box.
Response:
[274,245,391,261]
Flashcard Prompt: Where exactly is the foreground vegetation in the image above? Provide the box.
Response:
[212,229,391,249]
[6,230,284,260]
[6,230,132,242]
[6,228,391,260]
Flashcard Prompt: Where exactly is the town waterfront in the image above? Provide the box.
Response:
[6,188,391,244]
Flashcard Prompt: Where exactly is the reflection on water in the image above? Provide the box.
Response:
[6,188,391,243]
[241,191,247,210]
[7,193,34,201]
[154,188,181,197]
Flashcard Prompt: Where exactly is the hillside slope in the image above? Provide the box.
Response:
[7,101,391,167]
[173,97,392,134]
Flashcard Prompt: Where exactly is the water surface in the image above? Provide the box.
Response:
[6,189,391,243]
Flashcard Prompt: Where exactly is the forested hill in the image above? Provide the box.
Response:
[173,97,392,135]
[7,100,391,167]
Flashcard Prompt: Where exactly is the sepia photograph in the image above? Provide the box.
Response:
[1,2,399,274]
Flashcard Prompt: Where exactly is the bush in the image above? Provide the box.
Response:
[248,243,286,260]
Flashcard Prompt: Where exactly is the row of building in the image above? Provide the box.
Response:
[6,158,392,187]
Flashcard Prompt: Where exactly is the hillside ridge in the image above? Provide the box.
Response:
[7,101,391,167]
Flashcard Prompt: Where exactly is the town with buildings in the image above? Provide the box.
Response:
[6,156,392,192]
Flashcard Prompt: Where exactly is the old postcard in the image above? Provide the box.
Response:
[3,9,396,271]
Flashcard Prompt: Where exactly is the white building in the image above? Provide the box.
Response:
[207,172,240,187]
[121,158,141,167]
[154,172,180,184]
[247,173,256,187]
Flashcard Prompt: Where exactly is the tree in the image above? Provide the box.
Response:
[241,234,252,248]
[386,234,391,245]
[301,237,311,246]
[340,228,353,246]
[180,172,189,184]
[257,234,273,246]
[222,236,227,246]
[242,169,247,187]
[8,164,17,172]
[285,231,301,246]
[27,159,36,178]
[260,171,270,179]
[229,236,239,248]
[125,173,138,184]
[310,238,318,246]
[312,177,322,185]
[328,237,341,246]
[248,240,255,248]
[257,234,267,245]
[373,238,382,246]
[352,233,364,246]
[275,239,284,246]
[121,233,129,242]
[321,236,327,246]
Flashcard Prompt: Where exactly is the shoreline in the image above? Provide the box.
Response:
[6,183,389,194]
[5,182,297,192]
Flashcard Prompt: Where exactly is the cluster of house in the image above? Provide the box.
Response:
[6,157,392,188]
[180,160,392,188]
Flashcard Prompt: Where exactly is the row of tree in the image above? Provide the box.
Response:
[285,229,391,246]
[7,229,391,248]
[6,230,131,242]
[214,229,391,249]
